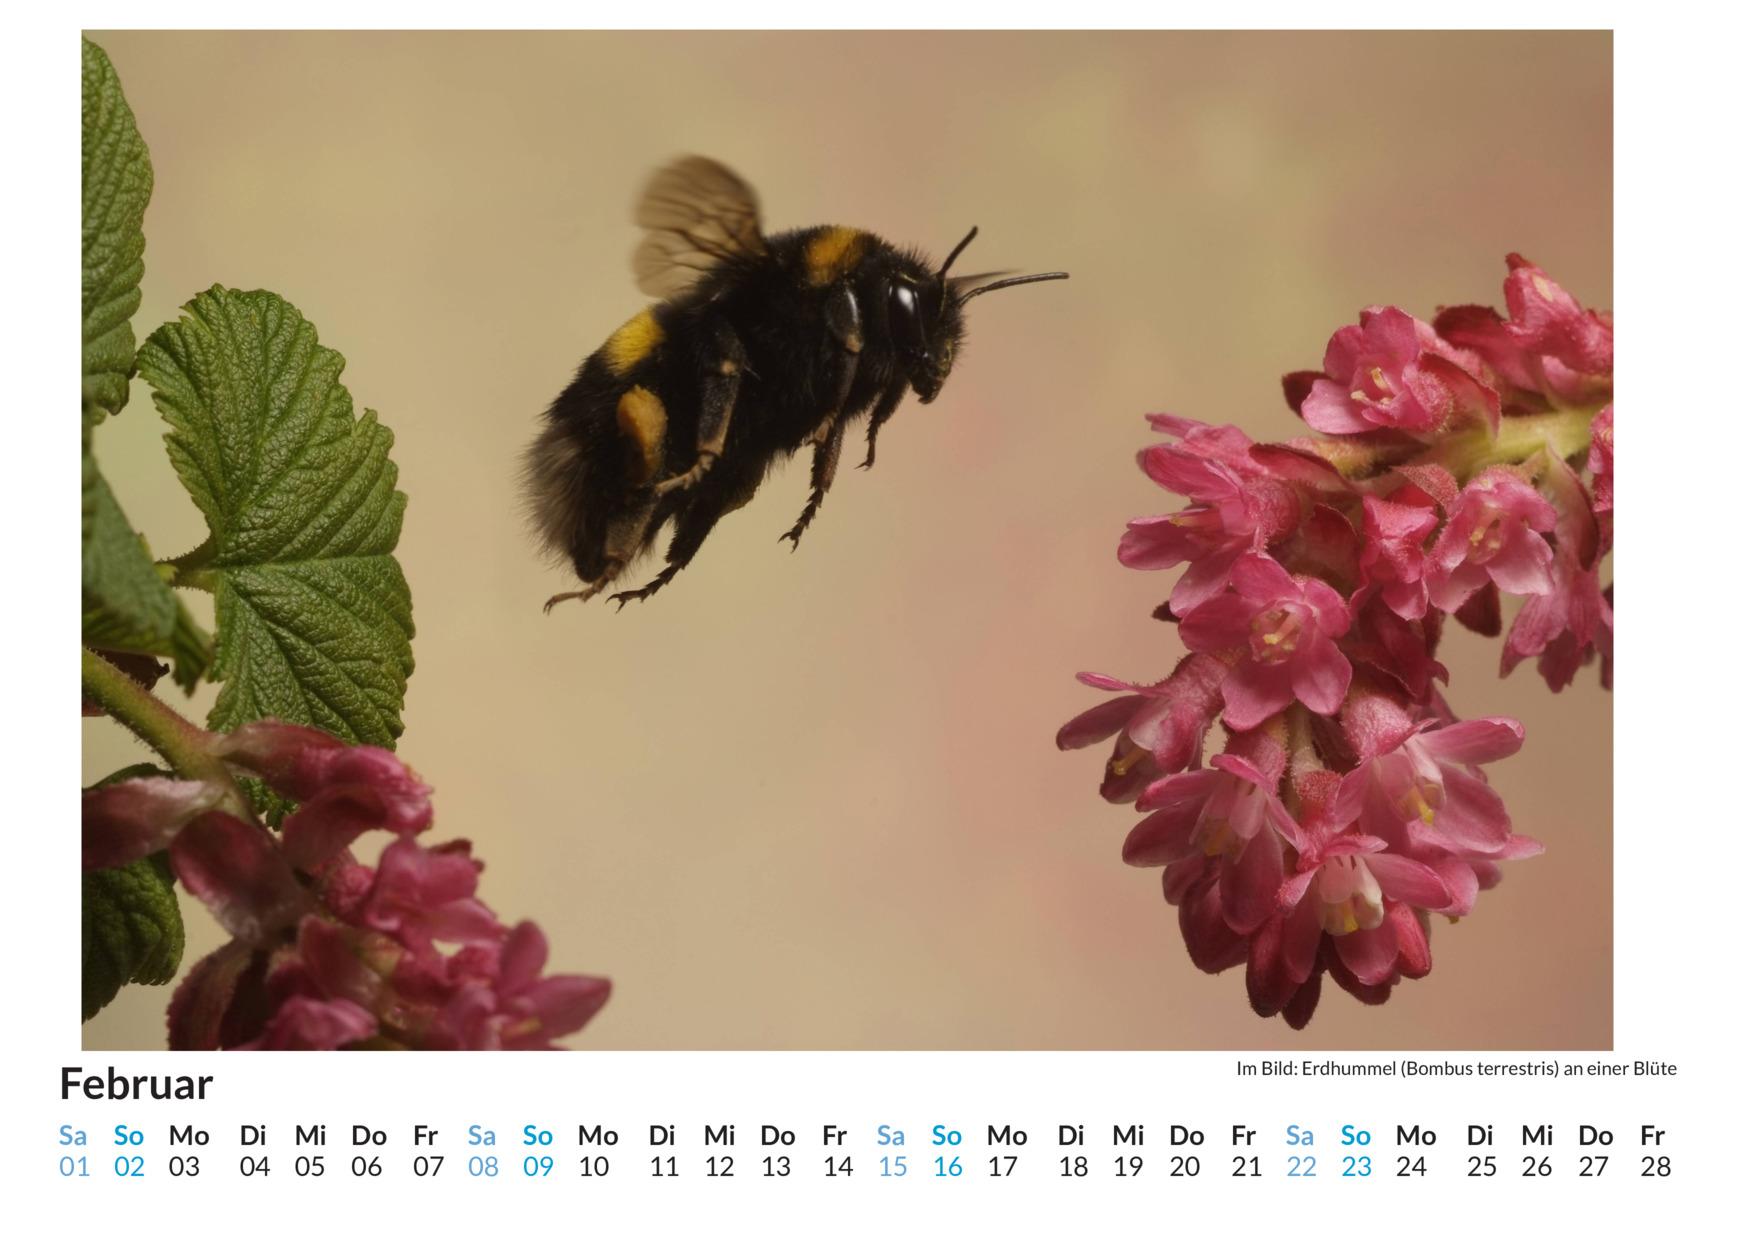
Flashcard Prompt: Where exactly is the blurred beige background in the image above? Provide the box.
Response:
[83,30,1611,1049]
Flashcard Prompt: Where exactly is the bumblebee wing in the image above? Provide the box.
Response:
[632,156,769,297]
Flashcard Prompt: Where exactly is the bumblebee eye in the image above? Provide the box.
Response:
[888,280,927,356]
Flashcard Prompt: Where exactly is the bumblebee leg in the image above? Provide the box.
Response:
[610,473,755,608]
[780,416,846,550]
[608,563,679,610]
[780,286,861,549]
[545,579,613,612]
[857,376,910,471]
[544,496,657,613]
[653,319,745,497]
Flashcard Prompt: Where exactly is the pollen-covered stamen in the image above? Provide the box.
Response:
[1192,777,1268,861]
[1248,605,1305,665]
[1198,817,1238,858]
[1394,777,1443,826]
[1394,738,1449,827]
[1169,504,1225,533]
[1351,365,1396,407]
[1109,744,1151,779]
[1463,505,1509,564]
[1315,855,1385,936]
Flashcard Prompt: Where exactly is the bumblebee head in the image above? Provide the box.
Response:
[886,227,1068,406]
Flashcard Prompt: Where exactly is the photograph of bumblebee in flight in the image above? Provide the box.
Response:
[81,29,1610,1052]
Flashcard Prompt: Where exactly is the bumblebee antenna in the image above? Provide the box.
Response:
[955,271,1070,304]
[937,226,980,279]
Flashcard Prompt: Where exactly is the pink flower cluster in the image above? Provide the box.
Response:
[1060,256,1611,1027]
[84,722,610,1049]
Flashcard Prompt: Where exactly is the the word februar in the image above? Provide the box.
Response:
[62,1067,212,1100]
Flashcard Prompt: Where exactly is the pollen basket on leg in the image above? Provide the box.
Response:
[604,307,665,375]
[804,226,867,287]
[616,385,668,485]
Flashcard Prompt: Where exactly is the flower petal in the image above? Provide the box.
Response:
[1166,546,1247,616]
[1333,922,1400,986]
[1129,806,1199,862]
[1135,767,1219,814]
[1229,552,1296,604]
[1387,902,1433,978]
[1138,446,1235,500]
[1220,828,1285,935]
[1221,661,1295,730]
[1281,968,1323,1029]
[83,777,224,871]
[170,813,309,946]
[1055,695,1138,750]
[1418,718,1524,766]
[1483,524,1556,597]
[1246,915,1297,1017]
[504,975,613,1046]
[1179,592,1256,653]
[1301,379,1377,434]
[1179,871,1249,974]
[167,940,256,1051]
[1363,853,1451,910]
[1279,889,1323,983]
[1290,638,1351,716]
[1432,767,1514,851]
[1118,515,1200,569]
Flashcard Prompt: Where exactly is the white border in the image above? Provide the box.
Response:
[9,2,1746,1227]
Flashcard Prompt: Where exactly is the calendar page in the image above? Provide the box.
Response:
[13,3,1733,1233]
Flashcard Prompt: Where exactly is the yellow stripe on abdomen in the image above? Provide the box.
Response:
[603,307,664,375]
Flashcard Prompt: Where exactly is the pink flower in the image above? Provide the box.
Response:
[1063,254,1598,1028]
[1175,860,1251,977]
[1125,733,1300,936]
[1499,254,1613,378]
[101,722,615,1051]
[1337,693,1543,917]
[1120,418,1301,616]
[1349,716,1524,856]
[1434,255,1612,408]
[167,815,611,1050]
[83,777,226,871]
[1345,593,1447,701]
[1179,554,1352,728]
[361,837,503,950]
[1500,456,1610,691]
[427,923,613,1050]
[169,812,312,946]
[1425,468,1557,613]
[218,721,433,869]
[1503,557,1611,691]
[1258,781,1453,1017]
[1295,307,1499,437]
[1356,488,1441,620]
[1056,654,1226,802]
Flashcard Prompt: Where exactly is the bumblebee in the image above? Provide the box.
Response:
[526,156,1067,611]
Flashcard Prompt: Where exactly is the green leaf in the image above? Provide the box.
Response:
[82,852,184,1022]
[82,38,153,420]
[82,424,212,690]
[137,288,415,746]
